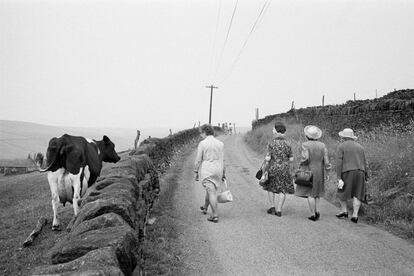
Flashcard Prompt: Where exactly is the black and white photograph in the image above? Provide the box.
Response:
[1,0,413,275]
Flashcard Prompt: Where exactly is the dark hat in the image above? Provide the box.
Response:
[274,121,286,134]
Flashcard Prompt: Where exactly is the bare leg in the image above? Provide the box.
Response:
[352,197,361,218]
[208,188,218,218]
[203,190,209,210]
[307,197,314,215]
[267,192,276,208]
[276,193,286,212]
[339,200,348,213]
[314,197,320,213]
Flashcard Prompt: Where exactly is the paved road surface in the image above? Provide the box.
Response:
[171,135,414,275]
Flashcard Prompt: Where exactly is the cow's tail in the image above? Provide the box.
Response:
[38,137,60,173]
[38,163,54,173]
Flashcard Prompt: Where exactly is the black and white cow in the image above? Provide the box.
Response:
[40,134,120,230]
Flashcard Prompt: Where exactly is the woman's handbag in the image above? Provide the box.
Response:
[294,169,313,187]
[255,169,263,180]
[256,159,269,181]
[217,179,233,203]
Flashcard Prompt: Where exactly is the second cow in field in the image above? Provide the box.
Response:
[40,134,121,231]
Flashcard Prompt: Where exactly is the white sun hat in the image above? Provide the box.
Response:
[338,128,357,140]
[304,125,322,140]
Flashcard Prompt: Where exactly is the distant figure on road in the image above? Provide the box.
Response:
[260,121,294,217]
[134,130,141,149]
[336,128,369,223]
[295,125,331,221]
[194,124,226,223]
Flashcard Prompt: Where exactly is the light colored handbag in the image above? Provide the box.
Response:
[217,179,233,203]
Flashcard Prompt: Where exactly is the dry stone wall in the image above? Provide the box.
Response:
[253,89,414,134]
[31,127,204,276]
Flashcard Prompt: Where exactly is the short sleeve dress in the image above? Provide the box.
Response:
[260,137,294,194]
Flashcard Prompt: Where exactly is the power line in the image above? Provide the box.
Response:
[208,0,222,83]
[215,0,239,76]
[220,0,271,84]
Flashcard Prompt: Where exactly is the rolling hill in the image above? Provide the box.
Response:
[0,120,173,159]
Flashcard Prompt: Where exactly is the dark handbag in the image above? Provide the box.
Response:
[255,169,263,180]
[255,160,267,180]
[294,169,313,187]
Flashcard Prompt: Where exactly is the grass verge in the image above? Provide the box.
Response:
[245,119,414,241]
[143,144,196,275]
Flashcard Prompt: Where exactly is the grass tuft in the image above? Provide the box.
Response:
[245,119,414,240]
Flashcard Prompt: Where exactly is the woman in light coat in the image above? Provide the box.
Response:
[194,124,226,223]
[295,125,331,221]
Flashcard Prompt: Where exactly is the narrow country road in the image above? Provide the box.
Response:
[170,134,414,275]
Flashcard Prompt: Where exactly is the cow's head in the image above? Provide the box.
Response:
[99,135,121,163]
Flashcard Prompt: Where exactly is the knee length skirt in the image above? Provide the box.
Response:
[337,170,366,201]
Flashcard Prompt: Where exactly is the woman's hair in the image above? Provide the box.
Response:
[274,121,286,134]
[200,124,215,136]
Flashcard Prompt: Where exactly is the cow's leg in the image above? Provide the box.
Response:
[70,169,83,216]
[47,171,61,231]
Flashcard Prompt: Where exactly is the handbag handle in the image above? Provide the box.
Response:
[223,179,228,189]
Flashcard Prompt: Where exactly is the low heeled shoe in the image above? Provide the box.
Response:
[336,212,348,218]
[351,217,358,223]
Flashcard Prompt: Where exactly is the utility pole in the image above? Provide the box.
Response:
[376,89,378,99]
[354,93,356,101]
[322,95,325,107]
[205,85,218,124]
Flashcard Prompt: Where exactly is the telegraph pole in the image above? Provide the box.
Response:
[205,85,218,124]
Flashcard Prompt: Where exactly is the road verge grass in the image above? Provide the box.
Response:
[245,120,414,240]
[143,144,196,275]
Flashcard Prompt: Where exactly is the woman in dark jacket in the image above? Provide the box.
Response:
[336,128,369,223]
[295,125,331,221]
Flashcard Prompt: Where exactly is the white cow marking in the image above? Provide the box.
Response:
[86,138,100,155]
[47,165,90,229]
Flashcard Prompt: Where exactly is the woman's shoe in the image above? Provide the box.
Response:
[275,211,282,217]
[308,215,316,221]
[267,207,276,215]
[200,206,207,215]
[207,216,219,223]
[315,212,320,220]
[350,217,358,223]
[336,212,348,218]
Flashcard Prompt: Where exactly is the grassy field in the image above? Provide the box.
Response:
[244,120,414,240]
[0,172,74,275]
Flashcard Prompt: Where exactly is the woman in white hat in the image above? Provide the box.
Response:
[336,128,369,223]
[295,125,331,221]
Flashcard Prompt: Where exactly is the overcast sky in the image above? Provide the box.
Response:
[1,0,413,129]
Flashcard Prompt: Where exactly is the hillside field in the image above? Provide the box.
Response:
[0,120,180,159]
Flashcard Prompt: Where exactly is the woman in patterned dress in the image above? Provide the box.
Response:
[260,122,295,217]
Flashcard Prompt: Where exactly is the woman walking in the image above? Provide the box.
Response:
[260,121,294,217]
[295,125,331,221]
[194,124,226,223]
[336,128,369,223]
